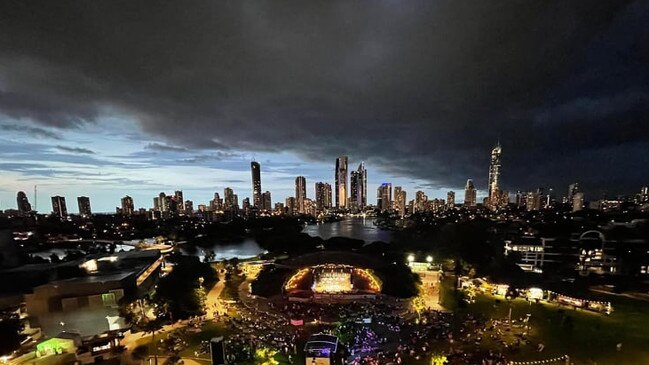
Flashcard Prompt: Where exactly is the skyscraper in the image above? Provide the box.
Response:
[174,190,185,212]
[350,162,367,211]
[121,195,134,215]
[572,192,584,212]
[51,196,68,217]
[261,191,272,212]
[464,179,477,207]
[285,197,297,215]
[16,191,32,215]
[224,188,236,209]
[447,191,455,208]
[242,197,251,214]
[568,183,580,205]
[158,192,168,212]
[251,161,262,208]
[296,176,307,213]
[185,200,193,214]
[394,186,406,217]
[210,192,223,211]
[415,191,428,213]
[641,186,649,203]
[488,142,502,207]
[377,183,392,212]
[335,156,348,209]
[315,182,332,211]
[77,196,91,216]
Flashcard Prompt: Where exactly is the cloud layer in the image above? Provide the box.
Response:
[1,0,648,198]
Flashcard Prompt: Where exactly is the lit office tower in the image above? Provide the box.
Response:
[487,142,502,207]
[350,162,367,211]
[174,191,185,213]
[415,191,428,213]
[224,188,236,209]
[350,171,359,211]
[315,182,332,211]
[51,196,68,217]
[572,192,584,212]
[121,196,134,216]
[210,193,223,211]
[296,176,307,213]
[16,191,32,215]
[526,190,543,211]
[157,192,168,212]
[447,191,455,208]
[335,156,348,209]
[568,183,580,205]
[464,179,477,207]
[77,196,92,217]
[285,197,297,215]
[376,183,392,212]
[242,198,251,214]
[261,191,272,212]
[251,161,262,208]
[641,186,649,203]
[394,187,406,218]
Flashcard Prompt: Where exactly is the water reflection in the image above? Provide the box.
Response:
[31,244,134,260]
[302,217,393,243]
[178,238,266,262]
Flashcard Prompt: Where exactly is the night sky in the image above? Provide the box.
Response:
[1,1,648,212]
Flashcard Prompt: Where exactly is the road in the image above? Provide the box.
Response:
[416,270,443,311]
[204,267,226,319]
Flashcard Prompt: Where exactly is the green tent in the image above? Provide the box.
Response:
[36,338,75,357]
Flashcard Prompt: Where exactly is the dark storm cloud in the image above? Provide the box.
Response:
[1,124,61,139]
[144,143,189,153]
[1,0,648,195]
[55,145,95,154]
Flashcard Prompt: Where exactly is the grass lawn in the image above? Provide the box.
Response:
[220,273,245,301]
[440,277,649,365]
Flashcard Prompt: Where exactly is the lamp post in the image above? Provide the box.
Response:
[407,254,415,265]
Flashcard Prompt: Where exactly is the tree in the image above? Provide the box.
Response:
[142,319,164,365]
[154,255,217,320]
[0,315,24,356]
[131,345,149,365]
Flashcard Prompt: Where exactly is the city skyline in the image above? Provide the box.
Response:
[3,146,649,215]
[1,2,648,214]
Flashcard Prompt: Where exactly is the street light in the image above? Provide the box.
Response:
[426,255,433,263]
[407,254,415,263]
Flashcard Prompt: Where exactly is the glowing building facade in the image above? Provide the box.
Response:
[487,142,502,208]
[295,176,307,213]
[335,156,348,209]
[464,179,477,207]
[251,161,262,208]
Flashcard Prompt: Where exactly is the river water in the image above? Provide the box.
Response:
[31,218,392,261]
[302,217,393,243]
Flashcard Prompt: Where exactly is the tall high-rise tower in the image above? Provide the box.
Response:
[351,162,367,210]
[295,176,307,213]
[567,183,580,204]
[377,183,392,212]
[16,191,32,215]
[488,142,502,207]
[335,156,348,209]
[251,161,262,208]
[51,196,68,217]
[447,191,455,208]
[464,179,477,207]
[315,182,332,211]
[77,196,92,217]
[121,196,134,216]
